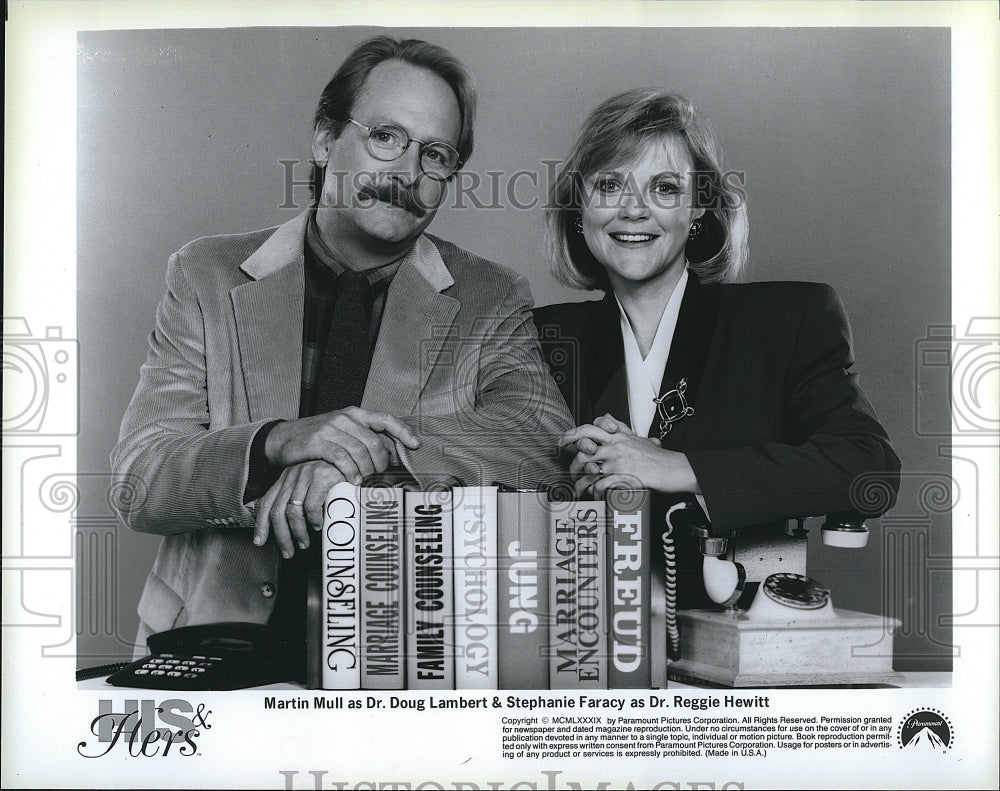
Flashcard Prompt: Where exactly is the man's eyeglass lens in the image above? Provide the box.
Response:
[351,120,459,180]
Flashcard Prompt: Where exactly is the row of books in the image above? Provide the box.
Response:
[309,473,659,691]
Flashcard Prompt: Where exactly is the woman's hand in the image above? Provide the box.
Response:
[559,413,701,497]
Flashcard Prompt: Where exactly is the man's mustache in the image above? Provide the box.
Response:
[358,181,428,218]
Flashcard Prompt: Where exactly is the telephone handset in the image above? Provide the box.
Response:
[106,622,291,690]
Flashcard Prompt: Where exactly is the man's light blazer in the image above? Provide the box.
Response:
[113,210,573,639]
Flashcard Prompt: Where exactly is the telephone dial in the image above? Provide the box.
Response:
[660,502,901,687]
[106,622,292,691]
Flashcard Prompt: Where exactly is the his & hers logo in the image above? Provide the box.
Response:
[77,698,212,758]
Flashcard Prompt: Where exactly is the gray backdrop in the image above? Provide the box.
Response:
[77,26,952,671]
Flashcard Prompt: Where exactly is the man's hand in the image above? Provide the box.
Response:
[253,460,348,558]
[265,407,420,484]
[559,413,700,498]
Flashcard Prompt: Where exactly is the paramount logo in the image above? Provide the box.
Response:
[898,708,953,751]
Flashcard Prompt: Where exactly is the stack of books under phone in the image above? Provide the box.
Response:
[311,471,655,691]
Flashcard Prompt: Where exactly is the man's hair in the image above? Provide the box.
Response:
[310,35,477,196]
[545,88,749,291]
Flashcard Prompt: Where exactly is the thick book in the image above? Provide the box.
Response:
[452,485,499,689]
[547,495,608,689]
[496,489,550,689]
[359,473,412,690]
[605,488,652,689]
[404,485,455,689]
[321,481,362,690]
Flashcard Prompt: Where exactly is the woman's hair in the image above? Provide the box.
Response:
[546,88,749,290]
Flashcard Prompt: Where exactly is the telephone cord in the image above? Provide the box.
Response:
[76,661,131,682]
[661,520,681,662]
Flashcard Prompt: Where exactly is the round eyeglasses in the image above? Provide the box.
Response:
[347,118,461,181]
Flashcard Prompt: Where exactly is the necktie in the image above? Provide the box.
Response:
[315,270,374,413]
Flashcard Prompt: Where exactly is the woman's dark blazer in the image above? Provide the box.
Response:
[532,276,901,534]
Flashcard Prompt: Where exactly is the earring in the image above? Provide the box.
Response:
[574,216,584,234]
[688,218,704,240]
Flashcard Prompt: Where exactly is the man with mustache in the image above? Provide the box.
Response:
[112,36,573,670]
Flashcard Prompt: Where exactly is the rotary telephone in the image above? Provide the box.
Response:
[660,502,900,687]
